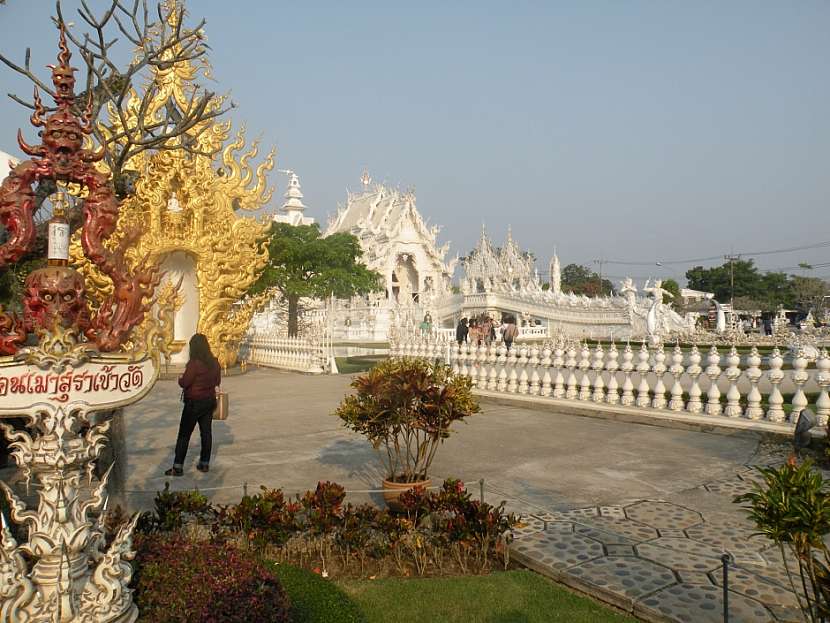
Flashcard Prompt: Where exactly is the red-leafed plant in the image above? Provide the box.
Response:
[134,534,291,623]
[335,358,480,483]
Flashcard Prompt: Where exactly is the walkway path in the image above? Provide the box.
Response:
[116,368,801,622]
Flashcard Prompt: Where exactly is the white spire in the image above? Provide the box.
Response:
[273,169,314,226]
[550,247,561,296]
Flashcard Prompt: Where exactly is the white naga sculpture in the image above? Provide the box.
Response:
[620,277,638,308]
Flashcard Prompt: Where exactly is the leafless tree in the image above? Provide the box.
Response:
[0,0,233,198]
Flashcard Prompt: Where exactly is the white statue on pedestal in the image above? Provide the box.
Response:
[643,279,674,341]
[620,277,638,309]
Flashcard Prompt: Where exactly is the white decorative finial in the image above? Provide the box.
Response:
[361,169,371,188]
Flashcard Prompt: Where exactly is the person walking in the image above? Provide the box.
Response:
[501,315,518,351]
[165,333,221,476]
[456,317,469,346]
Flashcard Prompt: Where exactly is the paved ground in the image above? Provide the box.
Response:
[101,368,805,621]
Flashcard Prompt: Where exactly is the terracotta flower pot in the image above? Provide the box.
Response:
[382,477,432,511]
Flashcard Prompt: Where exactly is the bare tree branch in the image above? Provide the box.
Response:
[0,0,228,198]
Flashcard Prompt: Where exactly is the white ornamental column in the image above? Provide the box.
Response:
[705,346,723,416]
[635,342,651,408]
[651,344,668,409]
[605,342,620,405]
[578,342,592,401]
[815,348,830,426]
[668,344,685,411]
[744,347,763,420]
[686,345,703,414]
[591,342,606,403]
[565,342,579,399]
[766,348,786,423]
[790,348,809,422]
[723,346,743,417]
[620,342,635,406]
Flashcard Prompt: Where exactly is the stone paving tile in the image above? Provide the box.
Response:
[574,516,660,545]
[625,500,704,530]
[599,505,626,519]
[709,567,801,609]
[636,540,722,573]
[675,570,715,585]
[686,522,769,555]
[511,530,604,570]
[635,583,774,623]
[658,528,688,538]
[552,506,600,520]
[704,478,757,497]
[605,544,636,557]
[566,556,677,605]
[509,515,546,539]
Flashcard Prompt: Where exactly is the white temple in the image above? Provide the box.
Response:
[273,170,315,226]
[252,174,695,343]
[325,171,456,305]
[457,226,695,341]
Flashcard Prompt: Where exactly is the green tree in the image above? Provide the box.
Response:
[686,259,794,311]
[791,276,829,314]
[661,279,681,301]
[560,263,614,296]
[248,223,381,337]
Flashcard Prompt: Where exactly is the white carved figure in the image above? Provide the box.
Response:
[643,279,674,340]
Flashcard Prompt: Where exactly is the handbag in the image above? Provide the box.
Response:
[213,388,229,421]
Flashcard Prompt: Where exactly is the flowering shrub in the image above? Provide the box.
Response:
[138,482,214,534]
[217,486,301,548]
[134,534,291,623]
[335,358,480,483]
[144,478,516,580]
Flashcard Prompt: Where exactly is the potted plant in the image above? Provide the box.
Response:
[335,357,479,508]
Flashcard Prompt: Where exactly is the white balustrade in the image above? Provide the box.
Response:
[390,333,829,429]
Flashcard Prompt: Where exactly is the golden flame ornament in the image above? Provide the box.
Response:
[70,2,274,367]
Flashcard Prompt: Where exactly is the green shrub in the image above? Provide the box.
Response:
[735,458,830,621]
[135,534,291,623]
[138,482,215,534]
[217,486,301,548]
[269,563,365,623]
[335,358,480,483]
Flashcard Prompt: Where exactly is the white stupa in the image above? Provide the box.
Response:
[273,169,315,226]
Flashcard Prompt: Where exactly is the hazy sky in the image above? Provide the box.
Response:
[1,1,829,284]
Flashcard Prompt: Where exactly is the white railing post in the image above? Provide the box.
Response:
[705,346,723,416]
[591,342,605,403]
[635,342,651,408]
[767,347,785,423]
[815,348,830,426]
[686,345,703,414]
[790,348,809,423]
[744,346,764,420]
[553,340,566,398]
[724,346,742,417]
[668,343,685,411]
[540,344,552,397]
[620,342,635,406]
[605,341,620,405]
[578,342,592,401]
[565,342,578,399]
[651,344,668,409]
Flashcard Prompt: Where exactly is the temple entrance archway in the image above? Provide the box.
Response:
[159,251,199,365]
[394,254,419,303]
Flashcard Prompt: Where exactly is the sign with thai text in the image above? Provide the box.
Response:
[0,356,158,414]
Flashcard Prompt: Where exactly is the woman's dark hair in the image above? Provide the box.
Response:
[189,333,219,369]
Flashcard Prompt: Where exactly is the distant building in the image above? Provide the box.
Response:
[680,288,713,305]
[272,170,315,226]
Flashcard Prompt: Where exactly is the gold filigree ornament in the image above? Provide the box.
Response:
[70,1,275,368]
[14,322,99,373]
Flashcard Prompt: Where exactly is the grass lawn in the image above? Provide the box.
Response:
[270,564,633,623]
[338,570,634,623]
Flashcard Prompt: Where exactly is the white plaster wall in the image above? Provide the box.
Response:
[159,251,199,365]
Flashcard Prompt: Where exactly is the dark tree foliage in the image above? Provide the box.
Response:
[560,263,614,296]
[248,223,382,337]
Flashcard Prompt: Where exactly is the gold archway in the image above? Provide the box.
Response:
[70,5,273,367]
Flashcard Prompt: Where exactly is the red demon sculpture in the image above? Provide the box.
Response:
[0,27,159,354]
